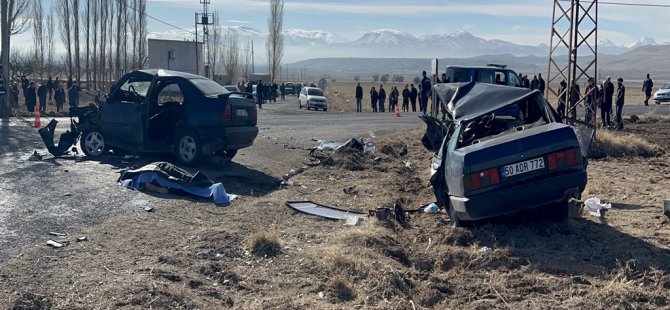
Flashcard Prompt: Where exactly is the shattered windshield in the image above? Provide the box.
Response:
[120,79,151,97]
[190,78,231,96]
[457,93,555,148]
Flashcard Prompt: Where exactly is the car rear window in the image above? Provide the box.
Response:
[308,89,323,96]
[190,78,231,96]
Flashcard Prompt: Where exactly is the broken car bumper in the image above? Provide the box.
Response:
[198,126,259,155]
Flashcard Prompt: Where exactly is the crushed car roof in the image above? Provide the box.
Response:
[433,82,538,121]
[133,69,206,80]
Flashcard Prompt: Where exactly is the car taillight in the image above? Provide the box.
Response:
[547,148,582,170]
[250,105,257,120]
[464,167,500,192]
[222,103,232,120]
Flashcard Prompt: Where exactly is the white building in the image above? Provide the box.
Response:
[147,39,204,75]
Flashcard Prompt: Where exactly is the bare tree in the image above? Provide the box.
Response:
[136,0,147,68]
[207,11,221,77]
[114,0,123,79]
[91,0,98,88]
[83,0,90,88]
[2,0,32,115]
[222,31,240,84]
[31,0,44,78]
[70,0,80,83]
[266,0,284,83]
[45,12,54,77]
[107,0,114,84]
[56,0,72,79]
[241,38,251,80]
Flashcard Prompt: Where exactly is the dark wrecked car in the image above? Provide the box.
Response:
[79,69,258,166]
[425,82,592,227]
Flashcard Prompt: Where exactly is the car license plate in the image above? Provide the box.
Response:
[502,157,545,177]
[235,109,248,117]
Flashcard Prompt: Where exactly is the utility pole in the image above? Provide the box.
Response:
[1,0,9,117]
[251,40,255,74]
[547,0,598,128]
[195,0,212,77]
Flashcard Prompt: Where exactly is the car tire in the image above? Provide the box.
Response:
[299,101,302,109]
[323,108,328,112]
[174,128,202,166]
[222,149,237,160]
[81,127,107,157]
[545,199,569,221]
[656,100,661,105]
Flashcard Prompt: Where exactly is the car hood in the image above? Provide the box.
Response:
[655,89,670,95]
[433,82,535,121]
[307,95,327,101]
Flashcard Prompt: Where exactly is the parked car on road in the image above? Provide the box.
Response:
[426,82,590,227]
[284,82,294,95]
[653,82,670,104]
[223,85,241,92]
[298,87,328,111]
[79,69,259,166]
[446,64,522,87]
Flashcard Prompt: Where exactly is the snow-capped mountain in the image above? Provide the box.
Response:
[626,36,657,48]
[284,28,345,45]
[351,29,420,46]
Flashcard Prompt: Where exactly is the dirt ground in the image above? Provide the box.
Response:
[2,117,670,309]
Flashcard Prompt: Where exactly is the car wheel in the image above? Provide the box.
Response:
[323,108,328,112]
[545,199,569,221]
[221,149,237,160]
[656,100,661,105]
[299,101,302,109]
[175,129,202,166]
[81,127,107,156]
[447,202,462,228]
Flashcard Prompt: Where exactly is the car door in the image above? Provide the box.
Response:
[101,73,153,149]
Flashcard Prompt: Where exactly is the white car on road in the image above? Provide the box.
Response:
[299,87,328,111]
[654,82,670,104]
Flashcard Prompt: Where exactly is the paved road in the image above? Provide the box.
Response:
[0,99,424,263]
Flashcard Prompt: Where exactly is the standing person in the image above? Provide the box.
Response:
[642,73,653,106]
[390,86,399,112]
[602,76,615,128]
[54,84,65,112]
[66,77,73,89]
[420,70,432,114]
[530,75,539,91]
[37,82,47,113]
[25,82,36,113]
[537,73,546,96]
[54,77,60,93]
[256,81,264,109]
[569,81,580,120]
[584,77,598,123]
[68,83,80,108]
[355,83,363,113]
[615,77,626,129]
[402,84,410,112]
[557,80,567,120]
[10,82,20,109]
[21,76,29,95]
[280,83,286,101]
[370,86,378,112]
[46,76,54,101]
[410,84,418,112]
[523,75,530,88]
[378,85,386,113]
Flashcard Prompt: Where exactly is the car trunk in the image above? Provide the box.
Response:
[454,123,582,195]
[218,93,257,127]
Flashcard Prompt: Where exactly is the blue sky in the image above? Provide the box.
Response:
[147,0,670,46]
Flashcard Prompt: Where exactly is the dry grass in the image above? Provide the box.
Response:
[589,130,664,158]
[326,276,357,303]
[247,227,282,258]
[635,111,670,124]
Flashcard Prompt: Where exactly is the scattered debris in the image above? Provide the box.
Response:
[285,201,367,222]
[28,151,44,161]
[48,232,66,237]
[77,236,87,242]
[394,203,407,224]
[399,146,408,156]
[144,206,154,212]
[46,240,64,248]
[313,138,365,153]
[424,203,439,214]
[62,193,72,197]
[118,162,236,204]
[584,197,612,217]
[37,119,81,157]
[479,246,492,253]
[345,216,365,226]
[343,185,358,195]
[364,141,376,153]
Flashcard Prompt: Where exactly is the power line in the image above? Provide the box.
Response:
[600,1,670,8]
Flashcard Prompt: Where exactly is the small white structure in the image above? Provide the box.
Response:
[147,39,204,75]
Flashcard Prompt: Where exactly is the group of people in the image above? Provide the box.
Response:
[10,76,81,113]
[354,71,433,114]
[237,80,306,109]
[560,75,630,130]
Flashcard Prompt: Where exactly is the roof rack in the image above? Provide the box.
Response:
[486,64,507,69]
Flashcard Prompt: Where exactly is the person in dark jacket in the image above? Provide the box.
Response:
[402,84,410,112]
[256,81,264,108]
[530,75,539,91]
[25,82,36,112]
[642,73,653,106]
[615,77,625,129]
[355,83,363,113]
[378,85,386,113]
[557,80,567,120]
[389,86,399,112]
[537,73,546,96]
[370,86,378,112]
[10,82,19,109]
[410,84,418,112]
[66,77,73,89]
[54,84,66,112]
[37,83,47,113]
[21,76,29,96]
[584,77,598,123]
[601,77,615,127]
[420,71,431,114]
[569,81,580,120]
[46,76,54,101]
[68,83,80,108]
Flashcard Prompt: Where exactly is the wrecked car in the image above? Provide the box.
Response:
[78,69,258,165]
[426,82,590,227]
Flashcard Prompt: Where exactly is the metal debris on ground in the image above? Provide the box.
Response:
[46,240,64,248]
[343,185,358,195]
[424,203,439,214]
[144,206,154,212]
[312,138,366,153]
[77,236,87,242]
[285,201,367,222]
[48,232,66,237]
[28,151,44,161]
